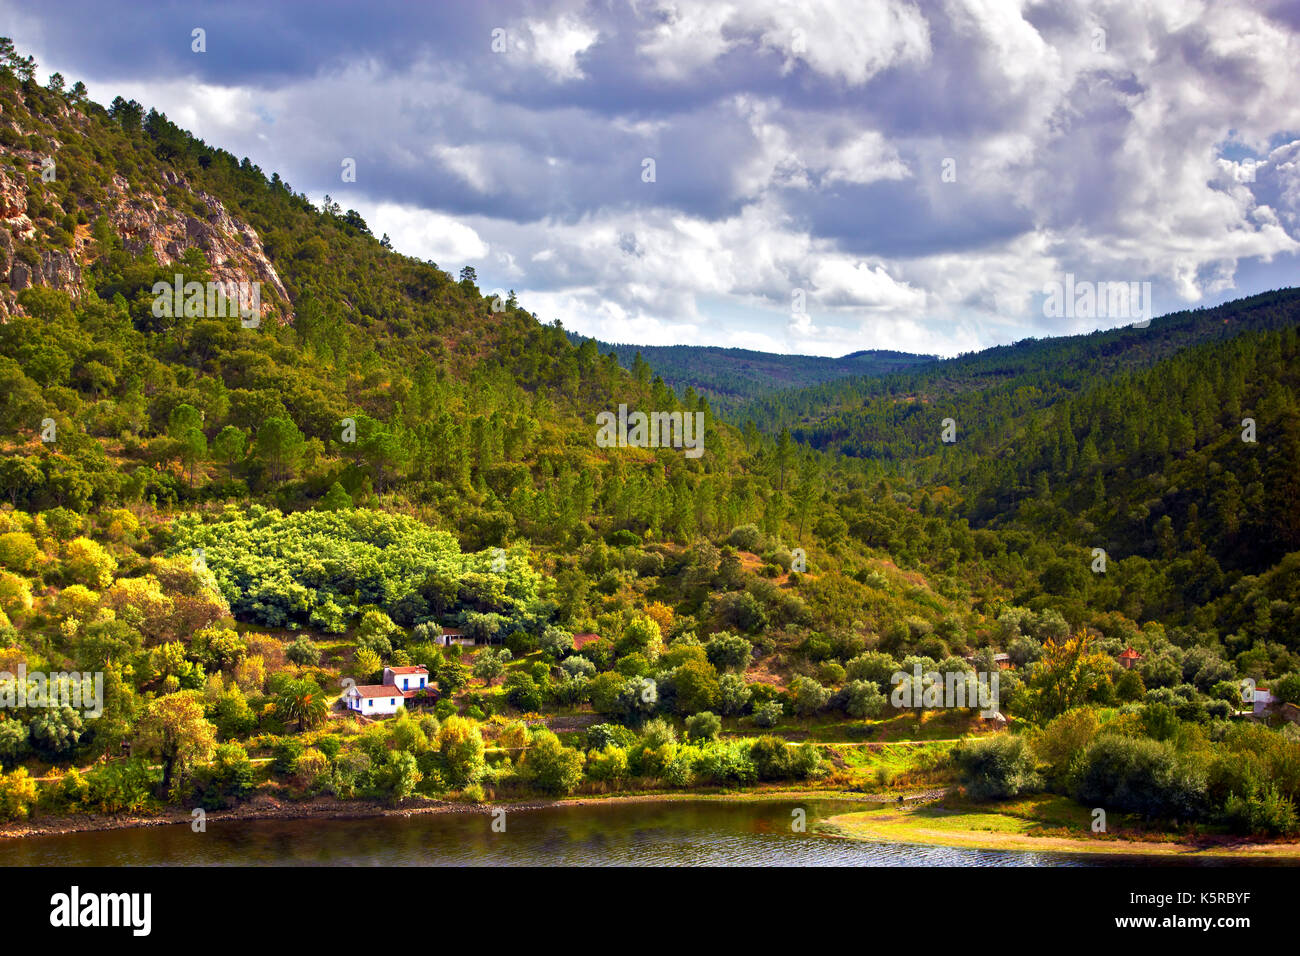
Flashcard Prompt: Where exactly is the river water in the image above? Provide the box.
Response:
[0,799,1235,866]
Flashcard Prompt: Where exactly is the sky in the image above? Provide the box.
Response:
[5,0,1300,357]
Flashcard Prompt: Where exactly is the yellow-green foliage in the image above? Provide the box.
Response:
[0,532,40,574]
[0,572,33,619]
[0,767,40,821]
[65,536,117,589]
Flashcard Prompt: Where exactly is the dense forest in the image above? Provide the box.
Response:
[0,43,1298,840]
[568,336,936,416]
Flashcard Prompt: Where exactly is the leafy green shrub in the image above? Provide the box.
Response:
[685,711,721,742]
[953,735,1042,801]
[753,700,783,728]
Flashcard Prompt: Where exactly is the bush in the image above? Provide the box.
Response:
[585,744,629,783]
[750,736,791,780]
[0,572,34,618]
[521,729,584,795]
[789,676,830,716]
[587,723,638,751]
[753,700,783,728]
[0,532,40,574]
[685,711,721,742]
[953,735,1042,801]
[726,525,765,552]
[0,767,39,821]
[504,671,544,711]
[65,536,117,589]
[539,626,574,659]
[705,632,753,672]
[717,673,752,716]
[285,636,320,666]
[673,659,720,715]
[1072,736,1207,821]
[1221,784,1299,836]
[842,680,887,719]
[845,651,900,691]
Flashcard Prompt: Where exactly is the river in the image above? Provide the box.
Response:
[0,799,1152,866]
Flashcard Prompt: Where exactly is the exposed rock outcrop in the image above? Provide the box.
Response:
[0,144,292,325]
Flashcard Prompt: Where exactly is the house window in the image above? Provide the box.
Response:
[390,698,395,705]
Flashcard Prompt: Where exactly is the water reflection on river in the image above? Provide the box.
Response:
[0,799,1227,866]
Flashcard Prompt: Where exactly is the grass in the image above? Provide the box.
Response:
[821,794,1300,859]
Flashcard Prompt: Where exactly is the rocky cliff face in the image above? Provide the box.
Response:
[103,170,291,320]
[0,121,291,324]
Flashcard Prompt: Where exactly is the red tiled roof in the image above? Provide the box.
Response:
[1119,647,1142,659]
[386,665,428,675]
[573,632,602,649]
[349,685,405,699]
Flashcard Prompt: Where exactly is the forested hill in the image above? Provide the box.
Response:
[563,336,936,416]
[736,288,1300,435]
[1,42,1300,715]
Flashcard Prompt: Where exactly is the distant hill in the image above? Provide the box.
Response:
[564,336,937,415]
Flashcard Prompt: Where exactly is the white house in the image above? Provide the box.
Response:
[343,664,431,717]
[1253,687,1275,716]
[384,665,430,693]
[344,683,406,717]
[435,628,475,647]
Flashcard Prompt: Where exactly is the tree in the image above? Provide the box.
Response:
[472,647,512,686]
[0,532,39,574]
[539,626,574,660]
[286,636,320,666]
[1272,672,1300,707]
[212,426,247,469]
[673,659,720,715]
[753,700,783,727]
[376,750,422,804]
[168,404,207,487]
[436,715,485,789]
[705,632,753,672]
[845,651,901,691]
[717,673,752,716]
[254,416,305,482]
[276,678,328,730]
[29,706,84,758]
[136,692,218,798]
[353,647,382,682]
[0,717,29,769]
[65,536,117,589]
[520,729,584,794]
[1023,634,1114,723]
[320,481,352,511]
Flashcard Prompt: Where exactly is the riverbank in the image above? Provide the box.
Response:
[0,786,896,841]
[820,795,1300,860]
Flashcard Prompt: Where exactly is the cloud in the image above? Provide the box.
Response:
[7,0,1300,356]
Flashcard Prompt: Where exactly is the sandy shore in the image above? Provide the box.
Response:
[821,806,1300,860]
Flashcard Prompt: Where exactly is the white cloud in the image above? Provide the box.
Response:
[17,0,1300,357]
[346,198,490,265]
[518,15,600,81]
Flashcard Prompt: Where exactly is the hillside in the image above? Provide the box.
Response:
[565,336,936,416]
[0,43,1298,840]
